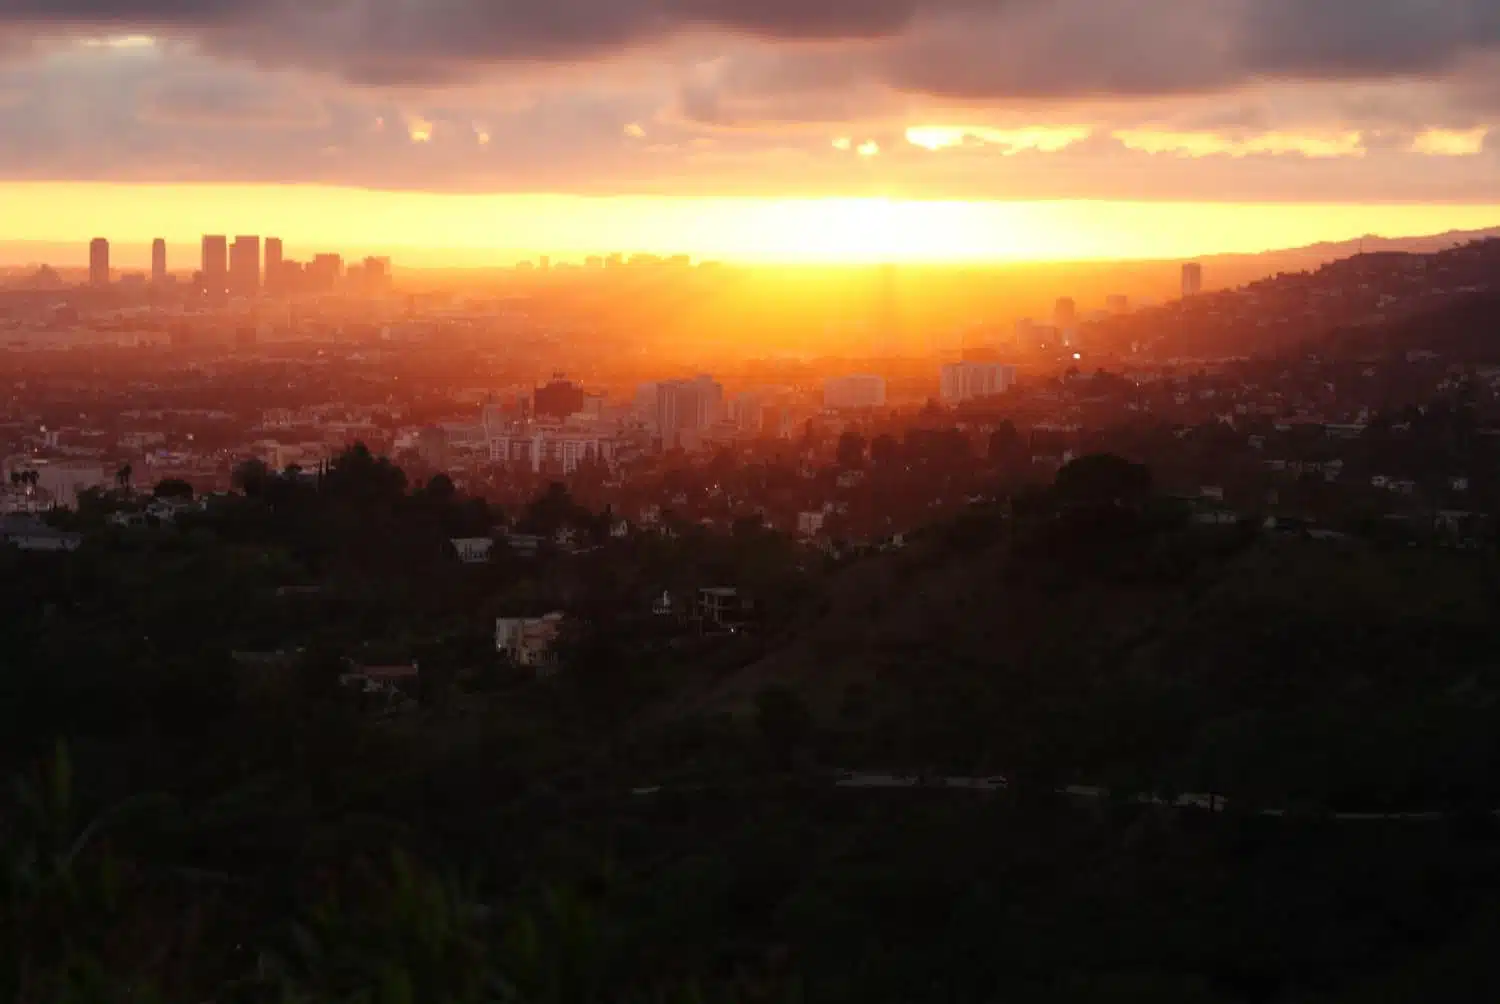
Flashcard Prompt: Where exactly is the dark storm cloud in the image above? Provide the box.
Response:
[6,0,1500,97]
[1239,0,1500,78]
[1,0,944,65]
[887,0,1500,102]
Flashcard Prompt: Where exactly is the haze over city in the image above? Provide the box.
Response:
[2,1,1500,262]
[11,3,1500,1003]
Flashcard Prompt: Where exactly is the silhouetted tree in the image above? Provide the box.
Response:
[232,458,271,498]
[322,443,406,509]
[152,479,193,500]
[425,473,457,503]
[521,483,582,538]
[988,421,1022,464]
[836,431,868,469]
[1054,453,1152,508]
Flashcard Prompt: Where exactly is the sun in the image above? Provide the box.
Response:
[737,199,997,263]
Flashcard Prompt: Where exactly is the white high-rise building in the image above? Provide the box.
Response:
[644,375,723,448]
[488,431,615,474]
[823,375,887,410]
[941,362,1017,405]
[1182,262,1203,298]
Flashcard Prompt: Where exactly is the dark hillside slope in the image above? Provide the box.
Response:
[688,500,1500,809]
[1323,292,1500,362]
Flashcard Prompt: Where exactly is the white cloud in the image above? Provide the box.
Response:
[1114,128,1366,159]
[905,125,1091,154]
[406,114,434,143]
[1410,126,1488,155]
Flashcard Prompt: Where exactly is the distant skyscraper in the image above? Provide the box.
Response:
[941,362,1017,405]
[876,262,903,357]
[539,255,551,272]
[88,238,109,288]
[201,235,228,298]
[361,256,391,292]
[1054,297,1077,329]
[653,376,723,450]
[230,236,260,296]
[1182,262,1204,298]
[309,253,343,292]
[264,237,284,292]
[150,238,167,284]
[534,377,587,420]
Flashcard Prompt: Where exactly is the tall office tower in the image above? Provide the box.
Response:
[1054,297,1077,329]
[88,238,110,288]
[264,237,284,293]
[361,256,391,292]
[875,262,903,357]
[533,377,586,420]
[229,236,260,296]
[940,362,1018,405]
[654,375,724,450]
[539,255,550,272]
[201,235,228,298]
[1182,262,1203,298]
[309,253,343,292]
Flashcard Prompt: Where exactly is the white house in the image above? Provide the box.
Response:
[698,587,750,629]
[0,514,82,552]
[450,537,495,564]
[146,497,201,523]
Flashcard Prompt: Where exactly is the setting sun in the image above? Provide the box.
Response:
[5,182,1500,266]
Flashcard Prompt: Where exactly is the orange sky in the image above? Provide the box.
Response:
[4,7,1500,264]
[5,183,1500,266]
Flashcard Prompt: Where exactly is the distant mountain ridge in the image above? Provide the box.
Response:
[1200,226,1500,271]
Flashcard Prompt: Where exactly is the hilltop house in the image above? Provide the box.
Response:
[496,613,566,676]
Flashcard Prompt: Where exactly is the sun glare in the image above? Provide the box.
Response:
[6,182,1500,265]
[736,199,991,262]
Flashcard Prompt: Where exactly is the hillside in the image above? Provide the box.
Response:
[682,496,1500,808]
[1200,226,1500,284]
[1321,291,1500,362]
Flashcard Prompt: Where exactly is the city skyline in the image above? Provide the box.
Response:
[12,202,1500,272]
[0,3,1498,262]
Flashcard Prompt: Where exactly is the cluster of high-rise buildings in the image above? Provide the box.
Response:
[940,361,1018,405]
[84,236,392,299]
[635,376,726,451]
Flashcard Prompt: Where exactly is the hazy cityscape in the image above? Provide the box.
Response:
[11,2,1500,1001]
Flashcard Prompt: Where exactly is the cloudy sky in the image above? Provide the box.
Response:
[4,0,1500,261]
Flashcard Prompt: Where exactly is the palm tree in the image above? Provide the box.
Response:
[8,471,18,490]
[115,464,133,494]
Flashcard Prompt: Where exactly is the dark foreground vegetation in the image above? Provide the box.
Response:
[7,446,1500,1002]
